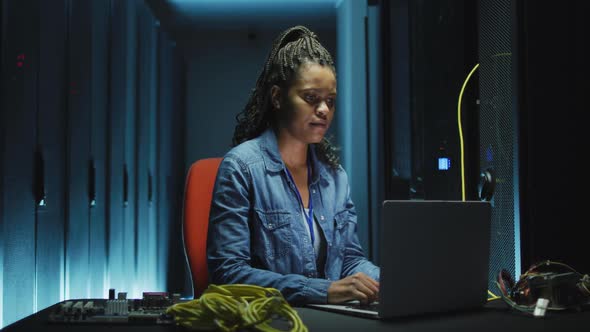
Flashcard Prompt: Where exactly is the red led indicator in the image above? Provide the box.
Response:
[16,53,26,68]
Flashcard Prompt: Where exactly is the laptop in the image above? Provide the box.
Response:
[307,200,491,319]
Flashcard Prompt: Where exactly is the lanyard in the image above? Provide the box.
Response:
[285,161,314,245]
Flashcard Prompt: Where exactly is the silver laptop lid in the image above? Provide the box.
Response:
[378,200,491,318]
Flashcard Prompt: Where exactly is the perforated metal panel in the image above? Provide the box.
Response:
[478,0,520,292]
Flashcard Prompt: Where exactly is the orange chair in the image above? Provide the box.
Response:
[182,157,223,298]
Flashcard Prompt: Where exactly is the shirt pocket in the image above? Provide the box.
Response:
[253,209,292,260]
[333,210,355,254]
[334,210,355,230]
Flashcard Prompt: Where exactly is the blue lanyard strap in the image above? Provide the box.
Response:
[285,161,314,245]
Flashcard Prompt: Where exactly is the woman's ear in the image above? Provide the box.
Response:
[271,85,281,109]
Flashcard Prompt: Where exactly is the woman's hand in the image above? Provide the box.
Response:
[327,272,380,304]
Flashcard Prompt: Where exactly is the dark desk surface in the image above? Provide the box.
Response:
[3,299,589,331]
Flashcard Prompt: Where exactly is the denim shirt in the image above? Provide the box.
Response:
[207,129,380,304]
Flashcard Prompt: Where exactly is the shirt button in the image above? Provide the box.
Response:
[268,223,273,228]
[320,215,325,221]
[312,189,316,194]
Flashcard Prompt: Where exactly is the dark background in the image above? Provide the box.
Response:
[519,0,589,275]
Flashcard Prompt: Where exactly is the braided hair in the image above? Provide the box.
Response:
[232,25,340,168]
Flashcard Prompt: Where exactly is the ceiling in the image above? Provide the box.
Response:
[159,0,339,30]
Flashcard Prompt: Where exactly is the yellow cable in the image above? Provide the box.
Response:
[457,63,480,202]
[487,290,501,301]
[166,284,308,332]
[459,54,512,305]
[458,64,505,300]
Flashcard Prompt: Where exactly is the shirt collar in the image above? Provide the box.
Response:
[259,128,326,185]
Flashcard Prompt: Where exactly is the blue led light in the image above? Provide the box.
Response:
[438,157,450,171]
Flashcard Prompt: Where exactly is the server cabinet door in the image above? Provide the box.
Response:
[88,0,110,299]
[123,0,139,297]
[36,0,68,311]
[66,0,92,300]
[135,3,159,293]
[156,34,173,292]
[108,0,138,296]
[1,0,39,326]
[107,0,126,294]
[156,34,187,294]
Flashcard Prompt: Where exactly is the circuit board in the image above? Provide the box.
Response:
[48,292,184,325]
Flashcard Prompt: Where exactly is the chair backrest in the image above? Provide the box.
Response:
[182,157,223,298]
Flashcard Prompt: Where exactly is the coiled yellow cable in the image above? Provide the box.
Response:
[166,284,308,332]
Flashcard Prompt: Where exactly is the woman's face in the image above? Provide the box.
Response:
[273,62,337,145]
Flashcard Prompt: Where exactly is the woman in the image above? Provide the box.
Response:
[207,25,379,305]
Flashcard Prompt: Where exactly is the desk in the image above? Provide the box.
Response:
[2,299,589,331]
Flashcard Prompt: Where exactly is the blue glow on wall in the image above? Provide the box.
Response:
[167,0,337,28]
[336,0,370,253]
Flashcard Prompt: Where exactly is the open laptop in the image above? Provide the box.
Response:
[307,200,491,319]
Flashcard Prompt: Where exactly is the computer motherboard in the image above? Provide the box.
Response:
[48,291,184,325]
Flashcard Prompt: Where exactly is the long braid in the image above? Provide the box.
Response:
[232,26,340,168]
[232,27,299,146]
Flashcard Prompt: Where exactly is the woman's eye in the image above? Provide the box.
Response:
[326,98,335,107]
[304,94,317,103]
